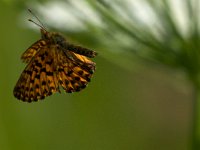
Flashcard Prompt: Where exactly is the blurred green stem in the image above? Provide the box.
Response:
[192,84,200,149]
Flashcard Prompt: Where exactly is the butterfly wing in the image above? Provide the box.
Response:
[21,39,47,63]
[14,44,59,102]
[56,48,96,93]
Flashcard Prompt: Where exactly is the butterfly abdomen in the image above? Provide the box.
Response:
[66,44,97,58]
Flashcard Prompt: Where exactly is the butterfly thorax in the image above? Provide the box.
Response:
[41,29,67,46]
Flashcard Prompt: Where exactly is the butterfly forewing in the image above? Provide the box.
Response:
[21,40,47,63]
[14,45,58,102]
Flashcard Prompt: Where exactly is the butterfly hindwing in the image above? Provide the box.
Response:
[56,48,95,93]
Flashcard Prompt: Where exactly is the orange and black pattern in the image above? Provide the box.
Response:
[13,29,97,102]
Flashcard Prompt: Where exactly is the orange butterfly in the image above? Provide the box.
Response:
[13,9,97,102]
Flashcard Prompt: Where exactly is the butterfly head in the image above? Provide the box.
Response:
[40,28,51,39]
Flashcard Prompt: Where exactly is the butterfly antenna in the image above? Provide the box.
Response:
[28,9,47,31]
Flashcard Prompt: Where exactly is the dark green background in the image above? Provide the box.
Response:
[0,1,192,150]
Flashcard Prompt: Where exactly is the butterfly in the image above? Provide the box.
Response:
[13,9,97,102]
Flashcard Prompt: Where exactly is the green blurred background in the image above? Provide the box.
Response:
[0,0,196,150]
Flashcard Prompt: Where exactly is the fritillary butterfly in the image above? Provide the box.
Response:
[13,9,97,102]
